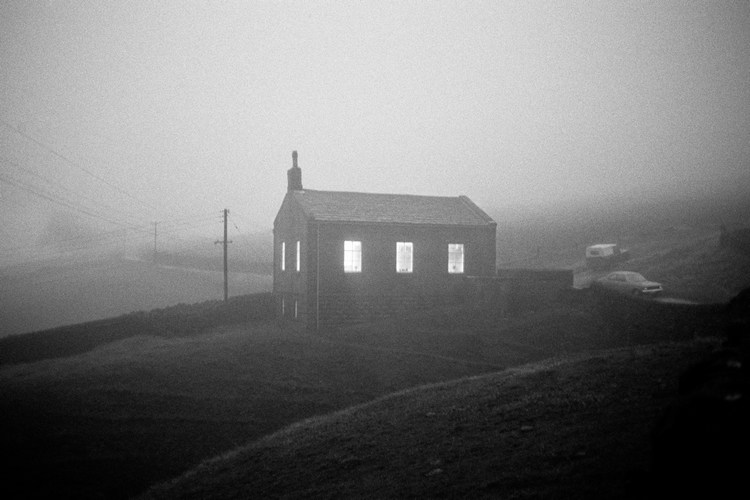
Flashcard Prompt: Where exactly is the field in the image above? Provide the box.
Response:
[0,255,272,337]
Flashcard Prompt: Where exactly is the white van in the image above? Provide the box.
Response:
[585,243,629,269]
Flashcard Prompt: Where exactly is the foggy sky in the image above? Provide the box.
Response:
[1,1,748,261]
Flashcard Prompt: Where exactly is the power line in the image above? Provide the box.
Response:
[0,173,147,230]
[1,156,153,228]
[0,116,158,213]
[0,214,219,258]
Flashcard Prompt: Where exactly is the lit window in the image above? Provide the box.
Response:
[281,242,286,271]
[294,299,298,318]
[396,242,413,273]
[448,244,464,274]
[344,240,362,273]
[296,241,300,271]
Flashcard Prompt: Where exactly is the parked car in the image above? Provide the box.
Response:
[585,243,630,270]
[594,271,663,297]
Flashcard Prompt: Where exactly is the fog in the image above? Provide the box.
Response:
[1,1,748,265]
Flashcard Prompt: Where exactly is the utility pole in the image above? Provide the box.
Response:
[153,221,158,263]
[215,209,232,301]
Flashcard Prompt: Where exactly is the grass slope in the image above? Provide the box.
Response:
[142,340,718,500]
[0,322,500,500]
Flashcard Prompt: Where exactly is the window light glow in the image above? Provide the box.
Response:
[397,242,413,273]
[281,242,286,271]
[296,241,300,271]
[344,240,362,272]
[448,244,464,274]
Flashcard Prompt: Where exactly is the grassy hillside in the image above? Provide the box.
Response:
[0,321,503,500]
[0,287,735,500]
[572,228,750,303]
[619,233,750,303]
[141,340,719,500]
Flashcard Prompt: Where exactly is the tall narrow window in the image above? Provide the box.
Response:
[281,296,285,316]
[448,244,464,274]
[296,241,301,272]
[396,242,413,273]
[344,240,362,273]
[294,299,298,318]
[281,242,286,271]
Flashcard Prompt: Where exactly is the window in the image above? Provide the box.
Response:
[448,244,464,274]
[344,240,362,273]
[296,241,300,272]
[294,299,298,318]
[396,242,413,273]
[281,296,285,316]
[281,242,286,271]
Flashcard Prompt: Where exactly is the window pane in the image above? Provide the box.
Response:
[397,242,413,273]
[344,240,362,272]
[448,243,464,274]
[296,241,300,271]
[281,242,285,271]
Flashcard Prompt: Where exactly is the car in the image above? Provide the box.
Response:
[585,243,630,270]
[594,271,663,297]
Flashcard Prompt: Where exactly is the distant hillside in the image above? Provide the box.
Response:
[493,195,750,271]
[141,340,717,500]
[619,232,750,303]
[0,255,271,337]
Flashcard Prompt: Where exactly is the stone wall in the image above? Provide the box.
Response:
[314,268,574,328]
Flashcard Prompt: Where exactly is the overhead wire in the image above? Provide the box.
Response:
[0,173,148,230]
[1,156,153,229]
[0,117,158,213]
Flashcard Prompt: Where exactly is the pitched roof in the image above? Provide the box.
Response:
[290,190,495,226]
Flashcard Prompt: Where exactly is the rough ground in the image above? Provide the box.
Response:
[142,340,718,500]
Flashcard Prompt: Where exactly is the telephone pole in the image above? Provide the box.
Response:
[215,209,232,301]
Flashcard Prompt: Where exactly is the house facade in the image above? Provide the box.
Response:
[273,151,497,329]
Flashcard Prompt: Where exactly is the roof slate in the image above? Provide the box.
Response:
[290,190,495,226]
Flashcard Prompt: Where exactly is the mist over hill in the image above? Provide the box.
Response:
[0,231,273,337]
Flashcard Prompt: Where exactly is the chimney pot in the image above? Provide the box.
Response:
[287,150,303,192]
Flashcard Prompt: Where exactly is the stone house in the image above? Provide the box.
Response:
[273,151,497,329]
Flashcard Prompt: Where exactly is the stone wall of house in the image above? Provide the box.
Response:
[315,288,470,329]
[312,268,574,328]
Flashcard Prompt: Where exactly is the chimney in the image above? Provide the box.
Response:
[287,150,303,192]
